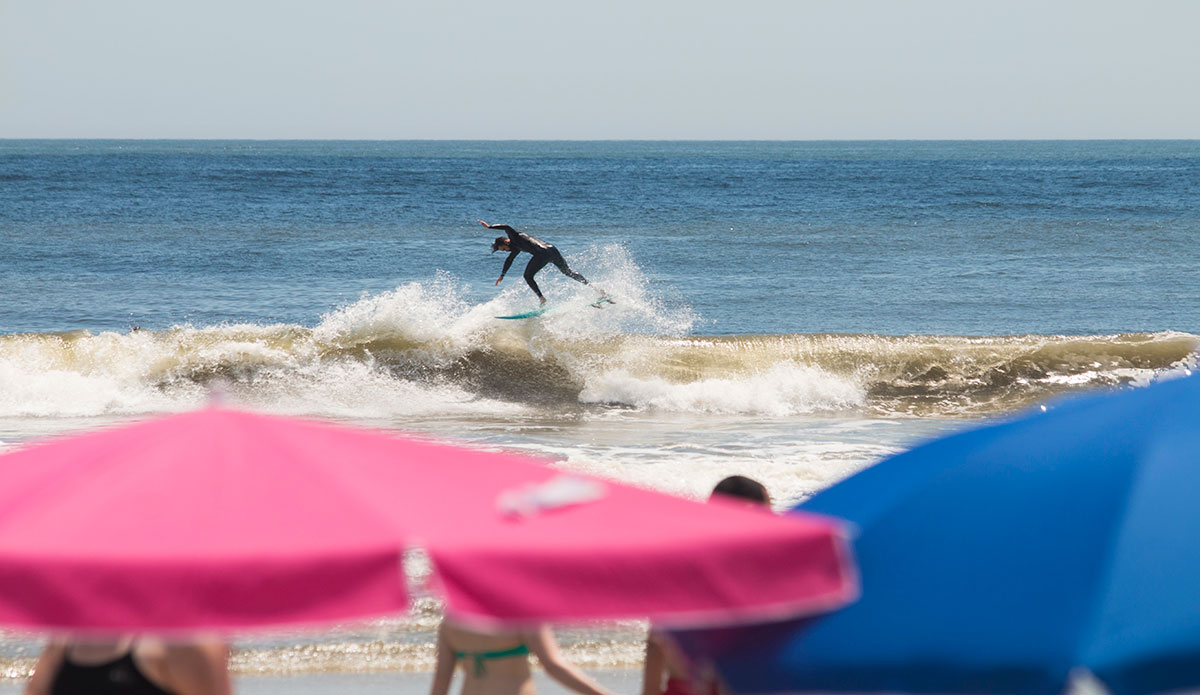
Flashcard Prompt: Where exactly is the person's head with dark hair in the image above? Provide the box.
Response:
[710,475,771,507]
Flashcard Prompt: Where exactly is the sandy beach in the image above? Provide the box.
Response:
[0,668,641,695]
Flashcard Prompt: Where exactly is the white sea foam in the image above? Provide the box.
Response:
[0,318,525,422]
[0,270,1194,426]
[312,272,498,360]
[0,332,199,418]
[577,361,866,416]
[537,416,923,508]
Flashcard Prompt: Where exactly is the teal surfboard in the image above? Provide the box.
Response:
[496,296,614,320]
[496,306,551,320]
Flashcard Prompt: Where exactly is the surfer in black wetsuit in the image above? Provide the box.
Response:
[480,219,595,304]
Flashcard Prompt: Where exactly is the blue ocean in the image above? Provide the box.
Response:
[0,140,1197,678]
[4,140,1199,335]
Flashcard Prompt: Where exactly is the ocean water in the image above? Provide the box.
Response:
[0,140,1198,678]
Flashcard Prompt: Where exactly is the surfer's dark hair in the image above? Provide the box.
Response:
[491,236,509,253]
[711,475,770,505]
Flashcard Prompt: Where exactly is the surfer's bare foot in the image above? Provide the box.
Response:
[540,296,547,305]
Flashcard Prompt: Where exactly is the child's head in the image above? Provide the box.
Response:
[710,475,771,508]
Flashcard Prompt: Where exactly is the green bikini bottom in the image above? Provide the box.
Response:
[456,644,530,676]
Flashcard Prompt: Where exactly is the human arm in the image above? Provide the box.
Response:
[25,644,65,695]
[641,633,667,695]
[497,250,519,284]
[160,642,231,695]
[478,219,517,235]
[479,219,521,247]
[429,624,458,695]
[525,625,614,695]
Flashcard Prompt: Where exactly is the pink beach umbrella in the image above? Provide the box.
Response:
[0,408,855,633]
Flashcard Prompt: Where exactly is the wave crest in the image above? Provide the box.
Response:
[0,283,1195,420]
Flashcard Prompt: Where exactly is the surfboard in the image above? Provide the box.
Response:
[496,306,551,320]
[496,296,614,320]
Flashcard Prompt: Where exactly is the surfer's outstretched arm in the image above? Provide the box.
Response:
[479,219,520,242]
[497,250,520,285]
[479,220,515,233]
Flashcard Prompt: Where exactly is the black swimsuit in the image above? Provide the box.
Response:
[494,225,590,299]
[50,651,176,695]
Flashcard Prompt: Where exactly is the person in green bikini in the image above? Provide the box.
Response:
[431,621,614,695]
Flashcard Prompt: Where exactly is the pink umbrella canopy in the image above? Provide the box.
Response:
[0,408,856,633]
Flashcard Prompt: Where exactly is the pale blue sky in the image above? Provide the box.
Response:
[2,0,1197,139]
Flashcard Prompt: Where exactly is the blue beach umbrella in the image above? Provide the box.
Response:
[675,372,1200,695]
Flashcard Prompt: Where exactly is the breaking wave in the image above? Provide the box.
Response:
[0,277,1195,422]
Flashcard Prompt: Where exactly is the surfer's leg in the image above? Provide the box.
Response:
[549,249,589,285]
[523,257,549,300]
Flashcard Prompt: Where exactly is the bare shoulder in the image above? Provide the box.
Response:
[161,642,231,695]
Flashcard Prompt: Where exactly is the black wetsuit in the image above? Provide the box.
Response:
[493,225,589,300]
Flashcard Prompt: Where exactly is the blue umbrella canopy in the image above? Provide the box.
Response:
[675,373,1200,695]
